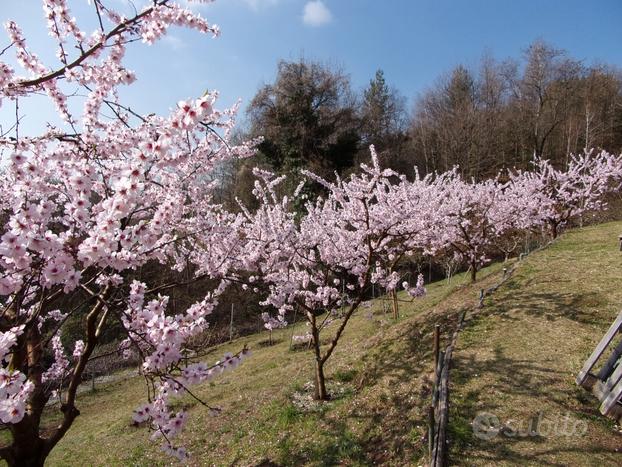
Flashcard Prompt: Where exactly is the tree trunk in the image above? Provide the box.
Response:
[2,424,48,467]
[1,323,51,467]
[390,289,399,320]
[470,262,477,282]
[314,358,328,401]
[550,220,558,239]
[307,310,329,401]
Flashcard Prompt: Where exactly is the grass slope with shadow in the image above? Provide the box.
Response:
[450,221,622,466]
[41,222,622,466]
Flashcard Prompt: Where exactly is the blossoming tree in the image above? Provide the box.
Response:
[235,147,429,400]
[511,152,622,239]
[0,1,253,464]
[425,172,501,282]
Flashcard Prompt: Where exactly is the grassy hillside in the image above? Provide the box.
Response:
[449,221,622,465]
[43,222,622,466]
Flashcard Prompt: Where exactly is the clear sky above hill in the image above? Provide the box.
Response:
[1,0,621,134]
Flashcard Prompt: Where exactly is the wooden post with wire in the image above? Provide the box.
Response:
[433,324,440,370]
[427,404,435,456]
[429,324,441,461]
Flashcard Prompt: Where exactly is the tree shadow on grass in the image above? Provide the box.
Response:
[273,418,368,466]
[300,311,472,464]
[347,278,619,465]
[449,346,620,466]
[256,338,284,348]
[492,278,612,327]
[264,394,425,466]
[253,266,619,466]
[240,302,465,466]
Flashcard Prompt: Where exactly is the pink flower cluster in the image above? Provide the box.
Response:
[403,274,426,298]
[121,281,217,373]
[510,151,622,236]
[120,280,253,456]
[0,326,33,424]
[42,335,70,383]
[130,349,250,460]
[139,3,219,45]
[261,311,287,331]
[0,1,255,460]
[231,144,622,349]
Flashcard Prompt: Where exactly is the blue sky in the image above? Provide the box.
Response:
[1,0,621,135]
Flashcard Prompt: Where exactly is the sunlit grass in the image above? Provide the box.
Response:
[449,221,622,466]
[44,222,622,465]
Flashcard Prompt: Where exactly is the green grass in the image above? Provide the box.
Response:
[39,222,622,465]
[449,221,622,466]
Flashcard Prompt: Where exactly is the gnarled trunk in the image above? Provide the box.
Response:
[314,359,328,401]
[3,417,49,467]
[306,309,329,400]
[390,289,399,319]
[549,219,559,239]
[1,323,52,467]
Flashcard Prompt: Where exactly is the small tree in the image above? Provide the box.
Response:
[237,147,429,400]
[437,172,537,282]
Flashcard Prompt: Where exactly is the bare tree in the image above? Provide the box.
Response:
[408,40,622,177]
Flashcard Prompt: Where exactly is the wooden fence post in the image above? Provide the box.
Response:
[433,350,444,407]
[577,311,622,386]
[391,289,399,320]
[430,324,441,459]
[289,306,299,350]
[577,311,622,419]
[433,324,440,372]
[597,338,622,381]
[428,404,435,457]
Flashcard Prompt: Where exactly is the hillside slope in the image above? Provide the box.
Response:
[449,221,622,465]
[45,222,622,466]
